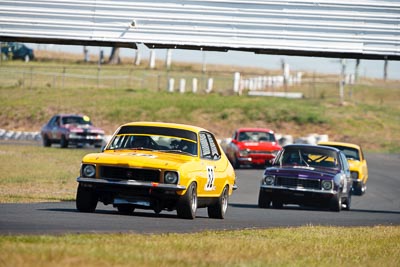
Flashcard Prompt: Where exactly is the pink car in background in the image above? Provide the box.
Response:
[40,114,105,148]
[224,128,282,168]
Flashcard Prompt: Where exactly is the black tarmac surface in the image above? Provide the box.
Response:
[1,153,399,235]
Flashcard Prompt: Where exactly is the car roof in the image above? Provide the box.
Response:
[56,114,87,118]
[120,121,210,133]
[317,141,361,150]
[236,127,275,133]
[283,144,341,153]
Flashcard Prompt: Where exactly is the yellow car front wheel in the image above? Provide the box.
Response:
[177,182,197,219]
[76,184,98,212]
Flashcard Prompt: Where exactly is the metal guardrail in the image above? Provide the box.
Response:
[0,0,399,60]
[0,128,329,147]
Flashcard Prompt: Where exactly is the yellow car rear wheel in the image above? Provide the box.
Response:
[208,185,229,219]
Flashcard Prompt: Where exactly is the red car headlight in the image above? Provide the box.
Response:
[239,149,250,157]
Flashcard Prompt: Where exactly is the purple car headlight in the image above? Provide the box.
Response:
[263,174,275,185]
[321,180,333,190]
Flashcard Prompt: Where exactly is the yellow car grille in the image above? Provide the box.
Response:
[100,166,160,182]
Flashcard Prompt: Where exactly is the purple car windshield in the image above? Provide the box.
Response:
[277,147,339,169]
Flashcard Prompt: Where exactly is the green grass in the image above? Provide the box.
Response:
[0,60,399,204]
[1,83,399,152]
[1,59,400,266]
[0,144,89,203]
[1,226,399,267]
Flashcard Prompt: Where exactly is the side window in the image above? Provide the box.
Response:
[207,133,221,159]
[340,153,350,172]
[49,116,59,127]
[232,131,238,140]
[200,133,211,159]
[199,132,221,160]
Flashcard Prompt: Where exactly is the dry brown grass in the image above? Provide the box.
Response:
[1,226,399,267]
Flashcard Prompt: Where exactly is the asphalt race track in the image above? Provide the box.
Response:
[1,153,399,235]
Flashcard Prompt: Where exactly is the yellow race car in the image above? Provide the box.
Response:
[76,121,237,219]
[318,141,368,195]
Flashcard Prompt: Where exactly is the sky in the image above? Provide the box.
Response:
[31,43,400,80]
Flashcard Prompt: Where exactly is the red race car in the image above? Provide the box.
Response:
[41,114,105,148]
[224,128,282,168]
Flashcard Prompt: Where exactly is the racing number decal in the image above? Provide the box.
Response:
[205,166,215,191]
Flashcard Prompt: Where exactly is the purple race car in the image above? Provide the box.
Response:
[41,114,105,148]
[258,144,352,212]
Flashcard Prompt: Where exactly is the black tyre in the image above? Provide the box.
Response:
[343,190,352,211]
[272,200,283,209]
[76,184,98,212]
[208,186,229,219]
[233,156,241,169]
[177,182,197,219]
[152,201,163,215]
[258,189,271,208]
[353,182,366,196]
[329,192,342,212]
[361,183,367,195]
[60,135,68,148]
[42,135,51,147]
[116,205,135,215]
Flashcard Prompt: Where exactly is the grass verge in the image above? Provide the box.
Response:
[1,226,399,267]
[1,84,399,152]
[0,143,89,203]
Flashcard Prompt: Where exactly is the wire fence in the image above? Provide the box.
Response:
[0,65,236,93]
[0,64,366,102]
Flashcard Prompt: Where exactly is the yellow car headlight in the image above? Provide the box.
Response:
[82,164,96,178]
[164,171,178,184]
[351,171,359,179]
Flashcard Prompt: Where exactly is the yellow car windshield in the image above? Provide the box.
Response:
[107,126,198,156]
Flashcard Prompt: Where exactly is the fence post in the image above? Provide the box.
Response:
[149,50,156,69]
[192,78,198,93]
[168,78,175,92]
[206,78,213,93]
[233,72,240,95]
[165,49,172,70]
[179,78,186,93]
